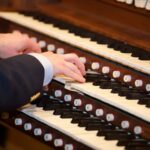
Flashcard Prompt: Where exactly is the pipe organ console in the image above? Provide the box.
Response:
[0,0,150,150]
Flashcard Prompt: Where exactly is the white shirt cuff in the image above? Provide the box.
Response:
[28,53,54,86]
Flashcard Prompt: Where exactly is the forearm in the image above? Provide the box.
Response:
[0,54,44,111]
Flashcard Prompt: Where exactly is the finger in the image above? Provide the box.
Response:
[13,31,29,38]
[65,62,83,76]
[12,32,41,53]
[24,39,41,53]
[63,53,86,75]
[62,66,85,83]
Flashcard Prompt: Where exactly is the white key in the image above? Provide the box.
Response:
[145,0,150,10]
[134,0,148,8]
[21,106,124,150]
[0,12,149,75]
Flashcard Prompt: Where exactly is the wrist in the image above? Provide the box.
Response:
[28,53,54,86]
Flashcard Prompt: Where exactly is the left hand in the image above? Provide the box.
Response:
[0,31,41,59]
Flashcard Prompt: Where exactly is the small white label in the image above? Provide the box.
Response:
[56,48,65,54]
[91,62,100,70]
[64,144,74,150]
[85,104,93,111]
[113,71,120,78]
[24,123,32,131]
[79,57,87,64]
[146,84,150,92]
[54,90,62,97]
[74,99,82,106]
[64,94,72,102]
[44,133,53,141]
[34,128,42,136]
[102,66,110,74]
[134,126,142,135]
[135,80,143,87]
[106,114,114,122]
[39,40,46,48]
[123,75,132,82]
[47,44,55,51]
[54,139,63,147]
[14,118,22,126]
[121,120,130,129]
[95,109,104,116]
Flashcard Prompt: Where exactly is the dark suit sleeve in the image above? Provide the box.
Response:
[0,54,44,111]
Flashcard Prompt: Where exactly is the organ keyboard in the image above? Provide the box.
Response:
[0,0,150,150]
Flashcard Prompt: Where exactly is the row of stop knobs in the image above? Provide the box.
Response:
[14,117,74,150]
[53,89,143,135]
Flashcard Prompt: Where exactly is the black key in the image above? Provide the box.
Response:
[97,129,126,136]
[138,96,150,105]
[85,73,101,82]
[119,44,133,53]
[34,94,51,107]
[125,145,150,150]
[117,86,140,97]
[125,141,150,150]
[43,103,72,111]
[53,108,75,115]
[146,101,150,108]
[107,40,117,49]
[93,76,111,86]
[54,108,88,118]
[71,116,91,124]
[139,53,150,60]
[78,118,105,127]
[131,48,150,60]
[96,36,109,44]
[111,83,129,93]
[117,138,148,146]
[61,111,89,118]
[126,92,144,100]
[111,86,122,93]
[118,87,130,96]
[100,82,113,89]
[86,123,115,131]
[113,41,124,51]
[99,81,120,89]
[105,132,135,140]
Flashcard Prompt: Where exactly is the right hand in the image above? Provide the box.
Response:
[41,52,86,83]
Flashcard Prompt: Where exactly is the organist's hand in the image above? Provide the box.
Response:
[41,52,86,83]
[0,32,41,59]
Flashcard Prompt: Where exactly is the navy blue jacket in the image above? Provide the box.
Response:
[0,54,44,111]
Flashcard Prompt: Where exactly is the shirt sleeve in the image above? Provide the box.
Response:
[28,53,54,86]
